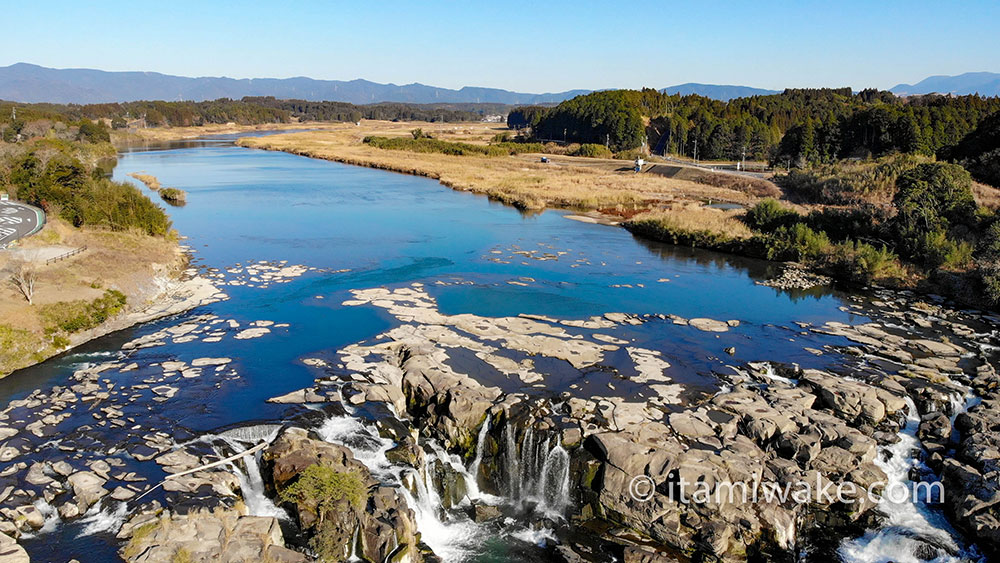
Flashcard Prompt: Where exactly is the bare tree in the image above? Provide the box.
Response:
[10,260,38,304]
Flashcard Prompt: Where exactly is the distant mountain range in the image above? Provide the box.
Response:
[2,63,996,106]
[891,72,1000,97]
[0,63,590,106]
[0,63,782,106]
[660,83,778,100]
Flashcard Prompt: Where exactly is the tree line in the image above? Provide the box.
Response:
[507,88,1000,168]
[0,97,503,130]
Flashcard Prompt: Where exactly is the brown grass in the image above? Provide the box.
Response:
[630,203,754,239]
[128,172,161,191]
[0,218,183,376]
[973,181,1000,210]
[236,121,756,211]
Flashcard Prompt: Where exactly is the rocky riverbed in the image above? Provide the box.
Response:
[1,279,999,562]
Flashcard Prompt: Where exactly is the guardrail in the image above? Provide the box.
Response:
[45,246,87,265]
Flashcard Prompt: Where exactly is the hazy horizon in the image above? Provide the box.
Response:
[4,0,997,93]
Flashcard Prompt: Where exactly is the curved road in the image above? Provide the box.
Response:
[0,201,45,248]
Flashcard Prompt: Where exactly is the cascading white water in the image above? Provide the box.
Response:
[501,422,572,519]
[219,428,288,520]
[838,397,982,563]
[346,525,362,562]
[19,499,60,538]
[504,421,522,498]
[218,424,284,443]
[318,415,483,561]
[537,445,571,516]
[76,501,128,537]
[760,362,797,385]
[466,416,491,498]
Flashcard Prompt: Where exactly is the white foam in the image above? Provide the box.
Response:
[76,501,127,537]
[839,398,982,562]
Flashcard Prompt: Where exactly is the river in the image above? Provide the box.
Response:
[0,134,983,562]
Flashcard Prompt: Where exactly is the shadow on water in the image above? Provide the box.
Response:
[629,233,845,303]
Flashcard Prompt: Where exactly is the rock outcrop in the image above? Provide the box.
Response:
[119,503,305,563]
[264,427,427,563]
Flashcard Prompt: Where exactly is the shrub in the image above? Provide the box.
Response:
[767,223,831,261]
[826,241,904,286]
[744,199,801,231]
[614,148,649,161]
[278,464,366,522]
[364,136,544,157]
[11,141,171,236]
[803,206,888,243]
[0,324,41,376]
[76,119,110,143]
[914,229,974,269]
[776,154,930,205]
[977,259,1000,306]
[572,144,613,158]
[40,290,128,335]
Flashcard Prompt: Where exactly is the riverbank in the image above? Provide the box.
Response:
[235,121,762,212]
[111,121,338,144]
[0,218,222,378]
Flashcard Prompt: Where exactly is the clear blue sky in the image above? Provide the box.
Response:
[4,0,997,93]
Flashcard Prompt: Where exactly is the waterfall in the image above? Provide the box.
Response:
[317,416,394,477]
[504,420,520,498]
[346,525,362,562]
[318,415,484,561]
[221,436,288,519]
[537,445,571,516]
[218,424,284,444]
[501,422,571,519]
[466,416,491,497]
[838,397,981,562]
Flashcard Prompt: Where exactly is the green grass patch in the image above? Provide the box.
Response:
[0,324,46,376]
[40,290,127,335]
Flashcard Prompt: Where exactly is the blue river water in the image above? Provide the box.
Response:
[0,134,880,561]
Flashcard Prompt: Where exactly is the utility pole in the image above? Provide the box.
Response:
[740,145,747,171]
[693,139,698,164]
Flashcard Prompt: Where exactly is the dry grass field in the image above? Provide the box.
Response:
[236,121,764,212]
[0,218,183,375]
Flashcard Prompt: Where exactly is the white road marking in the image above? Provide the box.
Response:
[0,216,23,225]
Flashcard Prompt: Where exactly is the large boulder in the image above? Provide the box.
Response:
[0,532,29,563]
[264,428,425,563]
[119,508,304,563]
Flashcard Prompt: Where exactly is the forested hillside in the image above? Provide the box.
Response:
[508,88,1000,168]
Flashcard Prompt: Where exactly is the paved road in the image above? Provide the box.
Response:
[0,201,45,247]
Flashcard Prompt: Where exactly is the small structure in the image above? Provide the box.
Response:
[0,193,8,202]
